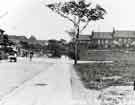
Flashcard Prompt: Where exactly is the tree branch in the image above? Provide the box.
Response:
[80,21,90,33]
[0,11,8,19]
[56,10,77,26]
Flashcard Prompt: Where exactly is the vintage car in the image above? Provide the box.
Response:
[8,50,17,62]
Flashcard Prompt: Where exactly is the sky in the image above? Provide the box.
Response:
[0,0,135,41]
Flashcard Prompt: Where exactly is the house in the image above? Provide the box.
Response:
[91,32,113,48]
[8,35,30,56]
[8,35,28,44]
[37,40,48,46]
[0,29,6,59]
[78,35,91,48]
[0,29,5,34]
[77,29,135,49]
[113,30,135,47]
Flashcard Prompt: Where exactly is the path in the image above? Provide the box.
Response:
[0,61,72,105]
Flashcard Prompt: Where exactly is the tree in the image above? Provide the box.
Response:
[19,41,30,50]
[47,39,61,57]
[46,0,106,64]
[0,34,15,53]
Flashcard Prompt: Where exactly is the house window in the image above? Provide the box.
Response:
[105,40,108,44]
[123,39,127,43]
[98,40,100,45]
[119,38,122,42]
[128,38,131,43]
[102,40,104,45]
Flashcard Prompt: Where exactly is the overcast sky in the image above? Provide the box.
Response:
[0,0,135,41]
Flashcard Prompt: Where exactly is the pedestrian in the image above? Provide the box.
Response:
[29,51,34,61]
[25,52,28,58]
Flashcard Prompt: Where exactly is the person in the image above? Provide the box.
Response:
[29,51,34,61]
[25,52,28,58]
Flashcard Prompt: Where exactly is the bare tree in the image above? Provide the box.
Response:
[46,0,106,64]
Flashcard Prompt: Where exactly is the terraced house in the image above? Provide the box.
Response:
[91,31,113,48]
[113,30,135,48]
[78,29,135,48]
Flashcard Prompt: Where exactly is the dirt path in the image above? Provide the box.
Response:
[70,64,101,105]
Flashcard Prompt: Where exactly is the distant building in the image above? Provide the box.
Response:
[77,29,135,49]
[91,32,113,48]
[8,35,28,44]
[113,30,135,47]
[37,40,48,46]
[0,29,6,59]
[78,35,91,48]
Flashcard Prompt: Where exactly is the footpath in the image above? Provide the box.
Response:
[0,62,72,105]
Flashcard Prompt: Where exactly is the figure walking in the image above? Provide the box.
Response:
[29,51,34,61]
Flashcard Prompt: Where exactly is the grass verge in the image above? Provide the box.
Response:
[74,62,135,90]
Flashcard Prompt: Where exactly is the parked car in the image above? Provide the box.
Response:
[8,50,17,62]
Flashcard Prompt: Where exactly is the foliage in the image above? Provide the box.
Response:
[19,41,30,50]
[0,35,15,53]
[46,0,106,63]
[0,35,14,46]
[47,39,69,57]
[47,0,106,33]
[47,39,61,57]
[19,41,44,52]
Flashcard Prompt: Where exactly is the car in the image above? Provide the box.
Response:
[8,51,17,62]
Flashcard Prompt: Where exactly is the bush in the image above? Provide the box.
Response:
[68,50,79,60]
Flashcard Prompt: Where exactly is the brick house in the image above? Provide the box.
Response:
[91,32,113,48]
[78,35,91,48]
[113,30,135,48]
[78,29,135,49]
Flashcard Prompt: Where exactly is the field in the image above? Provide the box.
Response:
[75,49,135,90]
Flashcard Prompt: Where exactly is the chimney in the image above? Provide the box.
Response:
[112,27,115,38]
[91,30,94,38]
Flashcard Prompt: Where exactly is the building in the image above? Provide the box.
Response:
[78,29,135,49]
[8,35,28,44]
[0,29,6,59]
[37,40,48,46]
[78,35,91,48]
[113,30,135,48]
[91,32,113,48]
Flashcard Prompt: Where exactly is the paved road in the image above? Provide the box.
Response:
[0,57,72,105]
[0,57,54,100]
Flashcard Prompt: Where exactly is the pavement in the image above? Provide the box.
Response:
[0,58,72,105]
[71,65,101,105]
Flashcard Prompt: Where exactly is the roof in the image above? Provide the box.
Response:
[0,29,5,33]
[114,31,135,38]
[8,35,27,41]
[92,32,113,39]
[78,35,91,41]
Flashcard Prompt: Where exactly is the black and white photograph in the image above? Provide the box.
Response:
[0,0,135,105]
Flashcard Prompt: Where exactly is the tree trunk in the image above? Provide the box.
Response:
[74,40,78,64]
[74,26,79,65]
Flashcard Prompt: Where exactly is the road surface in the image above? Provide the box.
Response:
[0,57,72,105]
[0,57,54,100]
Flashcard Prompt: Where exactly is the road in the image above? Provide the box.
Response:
[0,57,73,105]
[0,57,55,100]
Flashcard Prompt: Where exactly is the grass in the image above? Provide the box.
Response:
[75,50,135,90]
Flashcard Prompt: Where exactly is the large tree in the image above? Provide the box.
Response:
[0,34,15,53]
[46,0,106,64]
